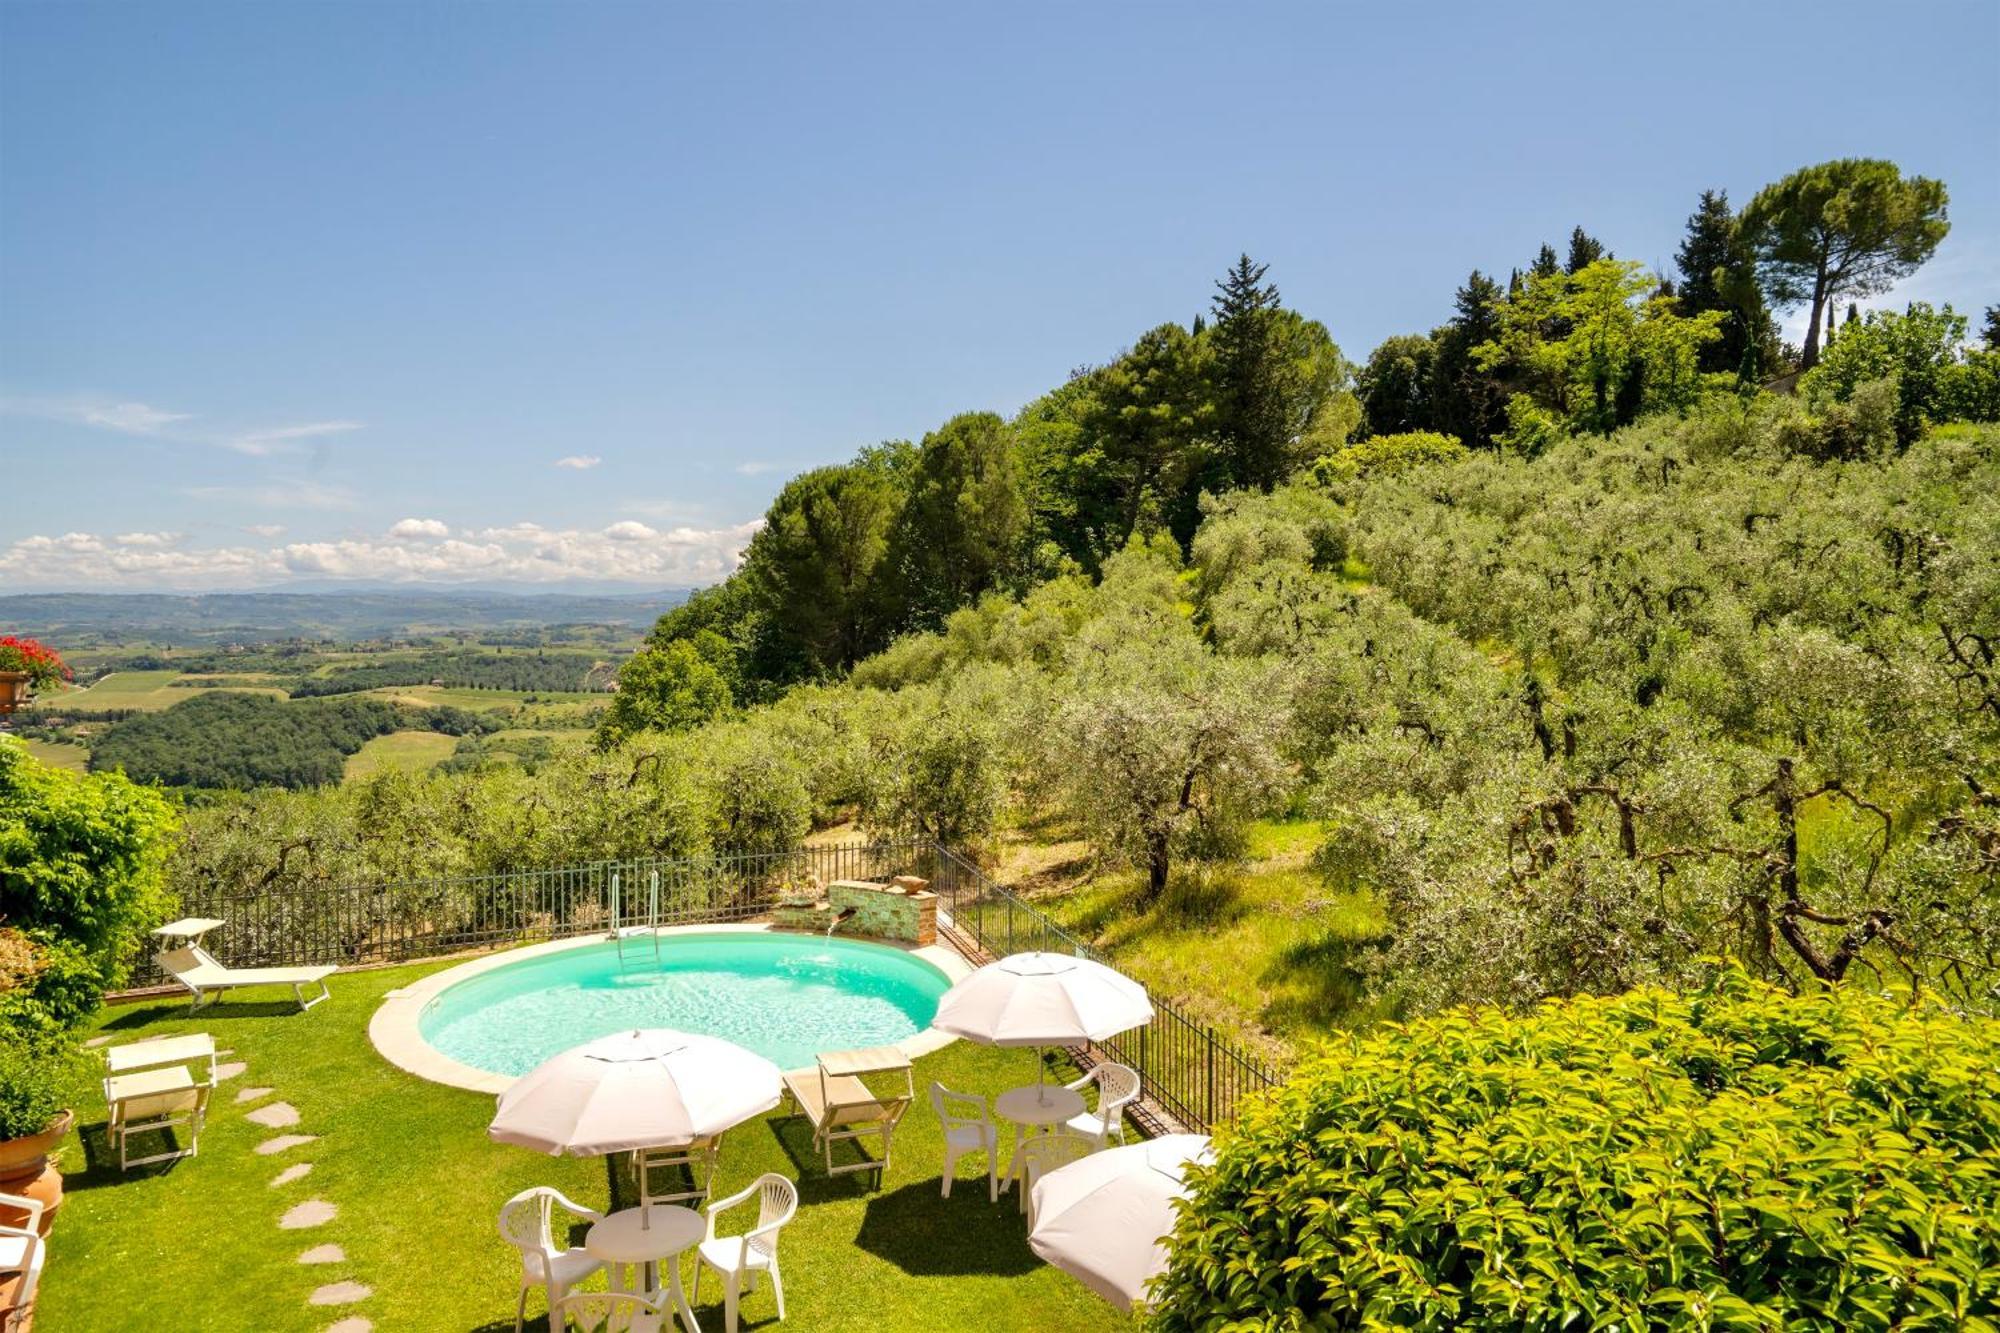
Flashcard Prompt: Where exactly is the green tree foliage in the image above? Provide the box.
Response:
[1675,188,1779,378]
[1071,322,1212,552]
[738,447,908,680]
[1801,301,1988,443]
[1741,158,1950,367]
[888,411,1029,628]
[0,736,179,1000]
[1149,966,2000,1330]
[1562,223,1607,274]
[1430,270,1510,448]
[87,692,495,789]
[1205,255,1357,492]
[1356,333,1438,438]
[1477,259,1722,440]
[594,634,734,750]
[287,649,606,697]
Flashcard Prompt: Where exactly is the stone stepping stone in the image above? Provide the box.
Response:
[215,1060,248,1080]
[308,1281,371,1307]
[324,1320,373,1333]
[255,1134,318,1156]
[246,1102,301,1129]
[271,1163,314,1187]
[236,1086,275,1104]
[280,1199,337,1230]
[84,1035,115,1048]
[298,1244,346,1265]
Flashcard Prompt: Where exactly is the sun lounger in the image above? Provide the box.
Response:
[153,945,333,1011]
[104,1065,213,1169]
[780,1046,912,1183]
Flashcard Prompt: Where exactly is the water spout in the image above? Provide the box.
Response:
[825,906,858,937]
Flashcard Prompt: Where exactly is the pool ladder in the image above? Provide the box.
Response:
[608,871,663,968]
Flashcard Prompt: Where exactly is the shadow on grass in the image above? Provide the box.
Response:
[59,1118,194,1194]
[852,1181,1041,1276]
[761,1115,885,1203]
[1257,929,1387,1032]
[100,998,307,1029]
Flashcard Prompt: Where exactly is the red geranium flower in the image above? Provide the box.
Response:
[0,636,73,691]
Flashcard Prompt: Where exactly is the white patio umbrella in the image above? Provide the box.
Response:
[1028,1133,1212,1310]
[489,1028,782,1158]
[931,951,1153,1101]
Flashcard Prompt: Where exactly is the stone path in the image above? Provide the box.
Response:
[191,1042,380,1331]
[246,1101,301,1128]
[255,1133,318,1156]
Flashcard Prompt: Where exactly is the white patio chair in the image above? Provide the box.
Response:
[554,1290,668,1333]
[928,1082,999,1201]
[0,1191,44,1333]
[499,1186,606,1333]
[1063,1061,1140,1146]
[1006,1131,1097,1226]
[633,1133,721,1209]
[692,1172,797,1333]
[104,1066,213,1170]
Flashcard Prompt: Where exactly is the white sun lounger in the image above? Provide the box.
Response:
[151,919,334,1011]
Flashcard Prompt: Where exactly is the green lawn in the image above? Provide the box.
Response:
[44,961,1129,1332]
[35,671,288,712]
[14,736,88,771]
[342,730,462,780]
[1003,818,1389,1063]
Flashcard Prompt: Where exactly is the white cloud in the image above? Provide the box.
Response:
[112,531,184,548]
[245,523,286,538]
[0,519,763,591]
[181,481,359,511]
[225,420,363,457]
[555,455,602,470]
[0,396,191,436]
[388,517,452,540]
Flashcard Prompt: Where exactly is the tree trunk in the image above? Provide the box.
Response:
[1799,260,1831,369]
[1144,835,1171,903]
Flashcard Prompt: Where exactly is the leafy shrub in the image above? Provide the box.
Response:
[0,737,178,999]
[1150,967,2000,1330]
[1311,430,1466,484]
[0,931,103,1034]
[0,1033,86,1140]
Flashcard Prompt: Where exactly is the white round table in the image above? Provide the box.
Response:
[587,1204,705,1331]
[995,1084,1087,1193]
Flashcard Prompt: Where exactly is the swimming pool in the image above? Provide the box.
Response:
[415,931,953,1076]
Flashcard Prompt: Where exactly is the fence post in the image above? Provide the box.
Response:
[1205,1031,1216,1129]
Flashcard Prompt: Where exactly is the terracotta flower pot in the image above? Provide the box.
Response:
[0,1109,74,1238]
[0,671,29,715]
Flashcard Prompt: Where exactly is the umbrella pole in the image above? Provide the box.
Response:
[1037,1046,1048,1105]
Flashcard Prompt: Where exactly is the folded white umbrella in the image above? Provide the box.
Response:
[488,1028,782,1158]
[932,951,1153,1099]
[1029,1133,1213,1310]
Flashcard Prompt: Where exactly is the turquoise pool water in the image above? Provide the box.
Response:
[419,932,951,1075]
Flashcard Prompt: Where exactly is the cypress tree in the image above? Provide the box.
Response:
[1675,189,1777,378]
[1207,254,1290,491]
[1530,244,1561,280]
[1433,269,1509,450]
[1564,226,1607,274]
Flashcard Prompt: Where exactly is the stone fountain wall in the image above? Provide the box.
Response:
[771,877,937,946]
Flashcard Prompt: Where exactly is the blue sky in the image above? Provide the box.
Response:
[3,1,1996,591]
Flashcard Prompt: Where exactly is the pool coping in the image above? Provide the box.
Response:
[367,921,972,1095]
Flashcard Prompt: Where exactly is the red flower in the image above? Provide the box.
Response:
[0,635,73,690]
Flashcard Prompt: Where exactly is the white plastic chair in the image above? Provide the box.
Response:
[554,1290,668,1333]
[1063,1062,1140,1146]
[498,1186,606,1333]
[928,1082,999,1201]
[692,1172,797,1333]
[0,1191,44,1333]
[1006,1131,1097,1226]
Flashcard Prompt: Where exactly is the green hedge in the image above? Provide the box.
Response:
[1149,967,2000,1330]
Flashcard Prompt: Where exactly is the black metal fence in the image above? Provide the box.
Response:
[134,839,937,986]
[139,839,1288,1130]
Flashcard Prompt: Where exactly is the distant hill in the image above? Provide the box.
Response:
[0,590,689,644]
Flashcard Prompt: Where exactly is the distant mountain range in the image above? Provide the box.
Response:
[0,589,690,643]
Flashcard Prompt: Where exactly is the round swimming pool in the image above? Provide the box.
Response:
[417,932,952,1076]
